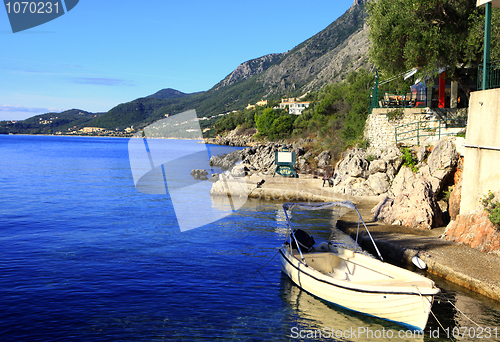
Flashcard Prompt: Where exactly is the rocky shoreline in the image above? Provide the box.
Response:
[202,130,500,300]
[209,130,460,225]
[206,129,500,255]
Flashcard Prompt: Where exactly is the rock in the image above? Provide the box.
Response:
[303,150,313,160]
[449,174,462,221]
[292,142,306,157]
[210,150,242,171]
[210,173,247,197]
[368,160,387,174]
[385,163,398,181]
[209,173,220,182]
[315,151,331,170]
[389,166,418,197]
[348,155,369,178]
[443,211,500,253]
[418,164,431,178]
[239,142,283,174]
[334,176,376,196]
[231,163,247,177]
[373,178,444,229]
[367,172,390,195]
[190,169,209,180]
[416,145,428,163]
[428,139,459,176]
[296,156,308,171]
[381,146,402,166]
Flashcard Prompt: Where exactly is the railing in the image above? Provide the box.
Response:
[478,60,500,90]
[395,118,467,145]
[369,90,427,113]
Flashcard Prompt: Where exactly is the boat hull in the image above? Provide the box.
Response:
[279,247,437,331]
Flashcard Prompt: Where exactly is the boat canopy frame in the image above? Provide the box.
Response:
[282,201,384,264]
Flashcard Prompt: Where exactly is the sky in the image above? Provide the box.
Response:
[0,0,354,121]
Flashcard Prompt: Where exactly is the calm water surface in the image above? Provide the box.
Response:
[0,135,499,341]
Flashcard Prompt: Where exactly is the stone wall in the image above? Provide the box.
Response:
[364,108,467,149]
[364,108,430,148]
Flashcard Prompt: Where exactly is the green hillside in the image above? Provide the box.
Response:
[0,109,103,135]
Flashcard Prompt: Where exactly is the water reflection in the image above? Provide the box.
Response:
[279,275,424,341]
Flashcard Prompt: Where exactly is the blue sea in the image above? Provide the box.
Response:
[1,135,500,342]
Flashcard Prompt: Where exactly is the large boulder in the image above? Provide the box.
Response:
[315,150,332,170]
[372,178,444,229]
[415,145,429,163]
[388,166,418,197]
[367,172,390,195]
[428,138,459,177]
[368,160,387,174]
[332,147,401,196]
[335,177,376,197]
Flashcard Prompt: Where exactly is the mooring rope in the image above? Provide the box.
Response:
[255,247,280,273]
[446,299,482,328]
[415,286,455,342]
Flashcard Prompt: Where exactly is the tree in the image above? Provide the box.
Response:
[367,0,500,99]
[254,108,276,136]
[269,115,295,140]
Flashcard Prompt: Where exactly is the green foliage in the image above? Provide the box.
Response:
[366,154,376,162]
[255,108,276,136]
[400,147,419,173]
[367,0,500,97]
[215,109,256,133]
[481,191,500,227]
[269,115,295,140]
[386,108,404,121]
[442,185,453,203]
[293,69,375,147]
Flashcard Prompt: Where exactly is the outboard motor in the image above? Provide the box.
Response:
[291,229,315,253]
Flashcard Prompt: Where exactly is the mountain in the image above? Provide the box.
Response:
[0,109,102,135]
[214,0,370,96]
[146,88,192,100]
[2,0,372,134]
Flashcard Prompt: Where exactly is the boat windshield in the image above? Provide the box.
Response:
[282,201,383,262]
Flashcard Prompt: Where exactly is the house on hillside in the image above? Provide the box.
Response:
[246,100,269,111]
[278,98,311,115]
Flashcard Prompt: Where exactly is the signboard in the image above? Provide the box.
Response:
[273,148,297,178]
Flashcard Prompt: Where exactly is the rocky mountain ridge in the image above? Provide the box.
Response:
[213,0,370,98]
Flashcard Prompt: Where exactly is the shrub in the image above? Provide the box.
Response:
[386,108,404,121]
[400,147,418,173]
[481,191,500,227]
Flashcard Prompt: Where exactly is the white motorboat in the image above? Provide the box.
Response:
[279,201,440,331]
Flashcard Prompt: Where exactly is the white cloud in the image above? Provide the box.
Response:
[0,105,60,113]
